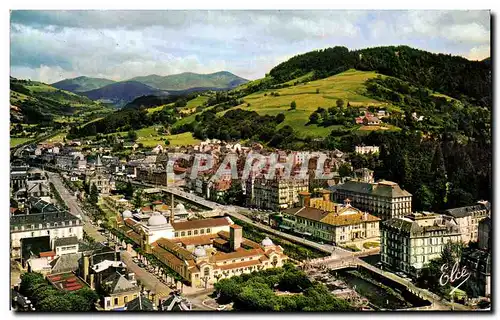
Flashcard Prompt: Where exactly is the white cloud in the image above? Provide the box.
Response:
[466,45,490,61]
[10,10,491,83]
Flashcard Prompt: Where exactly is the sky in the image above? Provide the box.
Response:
[10,10,491,83]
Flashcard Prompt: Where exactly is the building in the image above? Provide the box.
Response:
[115,214,288,287]
[85,155,115,194]
[281,191,380,248]
[25,167,51,200]
[355,146,380,155]
[460,217,492,298]
[159,291,192,311]
[331,180,412,221]
[478,217,492,251]
[380,212,461,277]
[246,177,309,211]
[125,295,156,311]
[10,199,84,261]
[442,202,490,244]
[101,271,140,310]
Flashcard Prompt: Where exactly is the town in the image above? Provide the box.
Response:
[9,9,491,314]
[10,135,491,311]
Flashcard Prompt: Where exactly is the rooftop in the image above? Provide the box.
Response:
[171,217,232,231]
[331,180,412,198]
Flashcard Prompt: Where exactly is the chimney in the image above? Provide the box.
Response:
[363,212,368,220]
[229,225,242,251]
[298,191,311,207]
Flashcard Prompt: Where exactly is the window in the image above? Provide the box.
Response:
[114,298,118,305]
[175,232,179,237]
[31,224,35,229]
[38,224,42,229]
[241,258,244,261]
[188,231,192,236]
[46,223,50,228]
[204,267,210,277]
[31,232,34,237]
[200,229,205,234]
[47,230,50,235]
[124,296,128,304]
[206,228,211,233]
[106,300,111,307]
[195,274,199,279]
[69,228,73,233]
[181,231,185,237]
[194,230,198,235]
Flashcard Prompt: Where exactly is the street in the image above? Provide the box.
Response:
[47,172,106,243]
[120,251,172,302]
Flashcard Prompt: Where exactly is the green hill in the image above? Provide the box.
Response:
[128,71,248,91]
[10,77,113,125]
[52,76,116,92]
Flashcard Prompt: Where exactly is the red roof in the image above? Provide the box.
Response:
[39,251,56,258]
[152,200,163,205]
[10,207,17,214]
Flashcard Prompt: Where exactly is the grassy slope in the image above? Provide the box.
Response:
[108,126,200,147]
[225,69,396,137]
[10,137,33,148]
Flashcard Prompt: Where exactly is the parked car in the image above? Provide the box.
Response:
[137,263,146,268]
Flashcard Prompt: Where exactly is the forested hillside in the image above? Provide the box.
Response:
[10,77,111,124]
[269,46,491,107]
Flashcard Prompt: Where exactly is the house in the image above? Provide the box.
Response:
[159,291,192,311]
[362,115,381,126]
[101,272,140,310]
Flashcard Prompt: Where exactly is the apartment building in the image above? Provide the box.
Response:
[246,177,309,211]
[442,202,490,243]
[331,180,412,221]
[380,212,461,277]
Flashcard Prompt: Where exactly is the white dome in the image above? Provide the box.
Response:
[176,203,186,210]
[122,210,133,218]
[261,237,274,247]
[148,212,168,226]
[193,246,207,258]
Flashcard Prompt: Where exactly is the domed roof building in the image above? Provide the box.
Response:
[148,212,168,226]
[122,210,133,219]
[193,246,207,258]
[261,237,274,247]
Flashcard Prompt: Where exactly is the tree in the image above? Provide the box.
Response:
[20,272,46,296]
[164,139,170,146]
[336,99,344,109]
[276,113,285,123]
[127,130,138,142]
[89,183,99,204]
[125,181,134,199]
[316,88,320,94]
[290,101,297,110]
[338,163,352,178]
[133,189,144,209]
[38,295,72,312]
[414,184,434,211]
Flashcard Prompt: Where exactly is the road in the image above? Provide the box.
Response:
[120,251,172,303]
[47,172,106,243]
